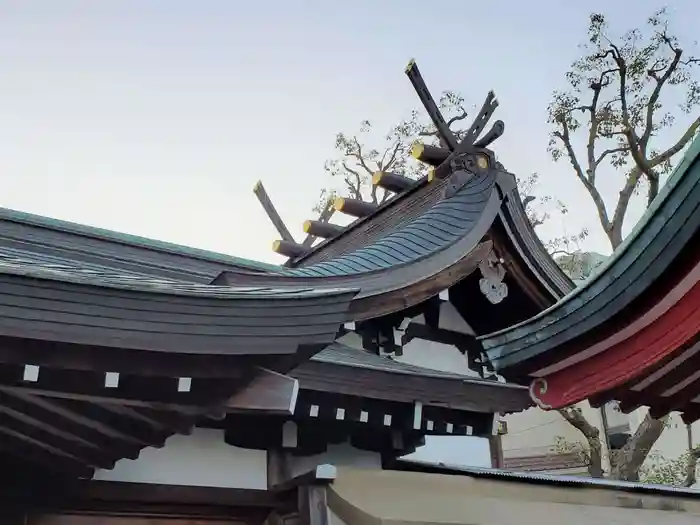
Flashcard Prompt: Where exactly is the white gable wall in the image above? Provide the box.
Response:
[287,442,383,477]
[93,427,267,489]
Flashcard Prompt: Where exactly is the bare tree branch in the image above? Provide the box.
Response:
[595,147,628,168]
[552,121,613,240]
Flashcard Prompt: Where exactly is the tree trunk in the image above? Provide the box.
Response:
[685,448,700,487]
[609,412,667,481]
[557,407,604,478]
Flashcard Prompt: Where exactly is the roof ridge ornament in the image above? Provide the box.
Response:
[405,59,506,200]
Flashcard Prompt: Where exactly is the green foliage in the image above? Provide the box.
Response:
[515,172,553,228]
[639,451,695,486]
[548,8,700,248]
[552,435,591,466]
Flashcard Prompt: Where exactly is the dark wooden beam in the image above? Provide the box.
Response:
[372,171,414,193]
[37,396,179,445]
[404,59,458,151]
[458,91,499,150]
[270,464,336,494]
[57,479,279,508]
[228,368,299,415]
[272,239,308,258]
[333,197,377,218]
[94,403,193,435]
[291,361,528,416]
[410,142,450,167]
[0,336,261,379]
[303,220,345,239]
[489,433,504,468]
[0,388,163,452]
[0,412,116,469]
[254,181,295,243]
[301,199,335,248]
[0,427,94,478]
[474,120,505,149]
[0,364,244,412]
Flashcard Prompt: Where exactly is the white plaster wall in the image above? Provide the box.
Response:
[338,331,477,378]
[93,427,267,488]
[287,442,382,478]
[395,339,477,377]
[406,436,492,468]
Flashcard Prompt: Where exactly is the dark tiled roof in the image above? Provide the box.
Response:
[312,342,525,388]
[0,246,351,298]
[482,133,700,372]
[394,459,700,496]
[289,172,493,277]
[0,206,279,281]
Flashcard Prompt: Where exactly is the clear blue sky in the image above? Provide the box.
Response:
[1,1,697,264]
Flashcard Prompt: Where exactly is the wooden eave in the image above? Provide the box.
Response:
[481,134,700,375]
[528,244,700,421]
[292,360,529,414]
[0,255,357,479]
[495,191,574,301]
[293,343,531,414]
[0,355,313,480]
[0,258,355,356]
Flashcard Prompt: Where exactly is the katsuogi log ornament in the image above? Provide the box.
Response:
[405,59,512,198]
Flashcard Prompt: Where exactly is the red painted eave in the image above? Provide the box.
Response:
[529,256,700,421]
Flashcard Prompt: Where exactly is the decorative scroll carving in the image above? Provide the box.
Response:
[529,378,553,410]
[478,250,508,304]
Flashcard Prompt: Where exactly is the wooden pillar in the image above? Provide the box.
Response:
[298,485,330,525]
[267,448,290,488]
[489,434,504,469]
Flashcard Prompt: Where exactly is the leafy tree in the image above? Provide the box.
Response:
[641,447,700,486]
[316,92,470,212]
[547,8,699,483]
[548,8,700,249]
[318,93,550,219]
[555,421,700,486]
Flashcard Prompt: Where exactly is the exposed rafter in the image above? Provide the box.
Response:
[333,197,378,218]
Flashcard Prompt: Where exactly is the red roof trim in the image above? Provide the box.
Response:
[534,260,700,376]
[530,259,700,409]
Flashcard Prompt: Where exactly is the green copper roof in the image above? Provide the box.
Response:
[481,132,700,370]
[0,206,280,272]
